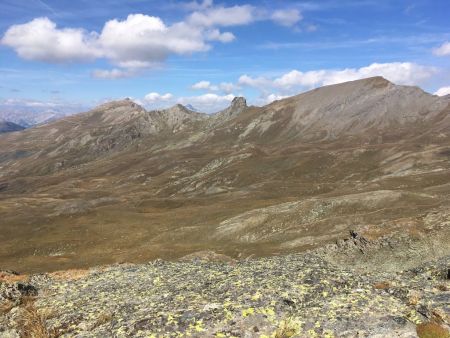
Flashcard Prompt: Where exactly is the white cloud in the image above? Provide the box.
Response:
[218,82,238,94]
[98,14,210,69]
[272,62,436,90]
[144,92,173,103]
[191,80,239,93]
[433,41,450,56]
[238,74,272,90]
[1,2,305,77]
[1,17,99,63]
[188,4,255,27]
[271,9,302,27]
[192,80,215,90]
[206,29,235,42]
[261,93,289,105]
[273,70,326,89]
[0,14,236,75]
[1,15,212,70]
[434,86,450,96]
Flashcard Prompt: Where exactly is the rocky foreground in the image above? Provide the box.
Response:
[1,244,449,338]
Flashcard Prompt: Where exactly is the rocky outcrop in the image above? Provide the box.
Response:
[211,96,248,124]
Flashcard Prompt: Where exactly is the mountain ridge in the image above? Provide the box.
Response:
[1,76,450,273]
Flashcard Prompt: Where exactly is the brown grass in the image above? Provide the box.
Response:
[416,322,450,338]
[16,297,61,338]
[0,300,15,315]
[48,269,90,281]
[0,272,29,283]
[373,281,390,290]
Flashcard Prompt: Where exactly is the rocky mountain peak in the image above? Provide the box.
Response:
[361,76,392,86]
[94,99,145,112]
[231,96,247,109]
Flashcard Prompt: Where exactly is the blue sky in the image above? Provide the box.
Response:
[1,0,450,113]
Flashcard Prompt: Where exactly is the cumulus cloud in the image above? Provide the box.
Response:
[1,14,213,70]
[1,17,99,63]
[206,29,235,42]
[238,75,272,90]
[274,62,436,89]
[144,92,174,103]
[192,80,216,90]
[191,80,239,93]
[271,9,302,27]
[99,14,211,69]
[433,42,450,56]
[258,93,289,105]
[0,14,237,75]
[1,1,305,77]
[188,4,255,27]
[434,86,450,96]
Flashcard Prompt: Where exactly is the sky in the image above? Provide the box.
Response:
[0,0,450,113]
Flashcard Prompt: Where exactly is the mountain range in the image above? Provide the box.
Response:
[0,119,24,133]
[0,76,449,273]
[0,103,83,128]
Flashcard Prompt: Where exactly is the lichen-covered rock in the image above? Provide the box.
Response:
[0,282,37,305]
[1,253,447,337]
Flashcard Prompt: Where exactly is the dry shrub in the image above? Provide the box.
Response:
[416,322,450,338]
[373,281,390,290]
[274,318,300,338]
[16,297,60,338]
[0,300,15,315]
